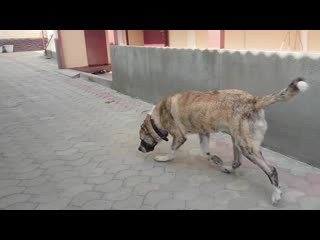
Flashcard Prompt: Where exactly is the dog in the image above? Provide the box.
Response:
[138,78,309,205]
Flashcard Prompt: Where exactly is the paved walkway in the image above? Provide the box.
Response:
[1,51,320,210]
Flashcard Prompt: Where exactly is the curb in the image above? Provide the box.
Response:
[57,69,112,89]
[79,72,112,88]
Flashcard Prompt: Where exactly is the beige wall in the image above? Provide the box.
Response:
[60,30,88,68]
[225,30,306,51]
[121,30,208,49]
[246,30,290,51]
[168,30,188,48]
[308,31,320,52]
[225,30,245,49]
[169,30,208,49]
[195,30,208,49]
[0,30,45,39]
[128,30,144,46]
[168,30,319,52]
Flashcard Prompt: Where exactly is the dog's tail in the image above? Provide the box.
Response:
[254,78,309,109]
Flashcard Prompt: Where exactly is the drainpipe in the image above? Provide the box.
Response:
[187,30,195,49]
[125,30,129,45]
[300,30,308,52]
[41,30,46,55]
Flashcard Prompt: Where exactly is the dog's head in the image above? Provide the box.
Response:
[138,110,169,153]
[138,114,159,153]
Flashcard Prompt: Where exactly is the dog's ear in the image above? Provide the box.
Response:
[141,110,149,115]
[148,106,155,115]
[141,105,155,115]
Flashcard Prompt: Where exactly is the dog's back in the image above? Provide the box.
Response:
[168,89,253,133]
[163,78,308,135]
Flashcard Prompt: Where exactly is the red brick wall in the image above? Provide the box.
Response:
[0,38,48,52]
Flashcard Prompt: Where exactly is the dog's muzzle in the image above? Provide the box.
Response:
[138,140,155,153]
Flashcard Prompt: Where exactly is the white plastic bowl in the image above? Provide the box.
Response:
[1,45,14,53]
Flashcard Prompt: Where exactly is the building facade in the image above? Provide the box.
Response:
[51,30,320,71]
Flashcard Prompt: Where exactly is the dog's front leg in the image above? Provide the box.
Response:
[199,133,233,174]
[199,133,210,156]
[154,136,186,162]
[231,136,242,172]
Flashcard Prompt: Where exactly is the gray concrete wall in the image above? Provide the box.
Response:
[111,45,320,167]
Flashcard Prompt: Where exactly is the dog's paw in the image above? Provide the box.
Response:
[208,155,223,166]
[208,156,233,174]
[154,155,174,162]
[271,187,282,205]
[221,166,233,174]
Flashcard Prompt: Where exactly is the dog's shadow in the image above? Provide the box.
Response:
[145,147,293,209]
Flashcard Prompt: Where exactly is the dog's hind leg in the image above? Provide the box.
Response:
[235,111,281,205]
[231,136,242,172]
[213,137,242,174]
[199,133,232,174]
[238,141,282,205]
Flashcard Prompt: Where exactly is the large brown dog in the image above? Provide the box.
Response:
[138,78,309,205]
